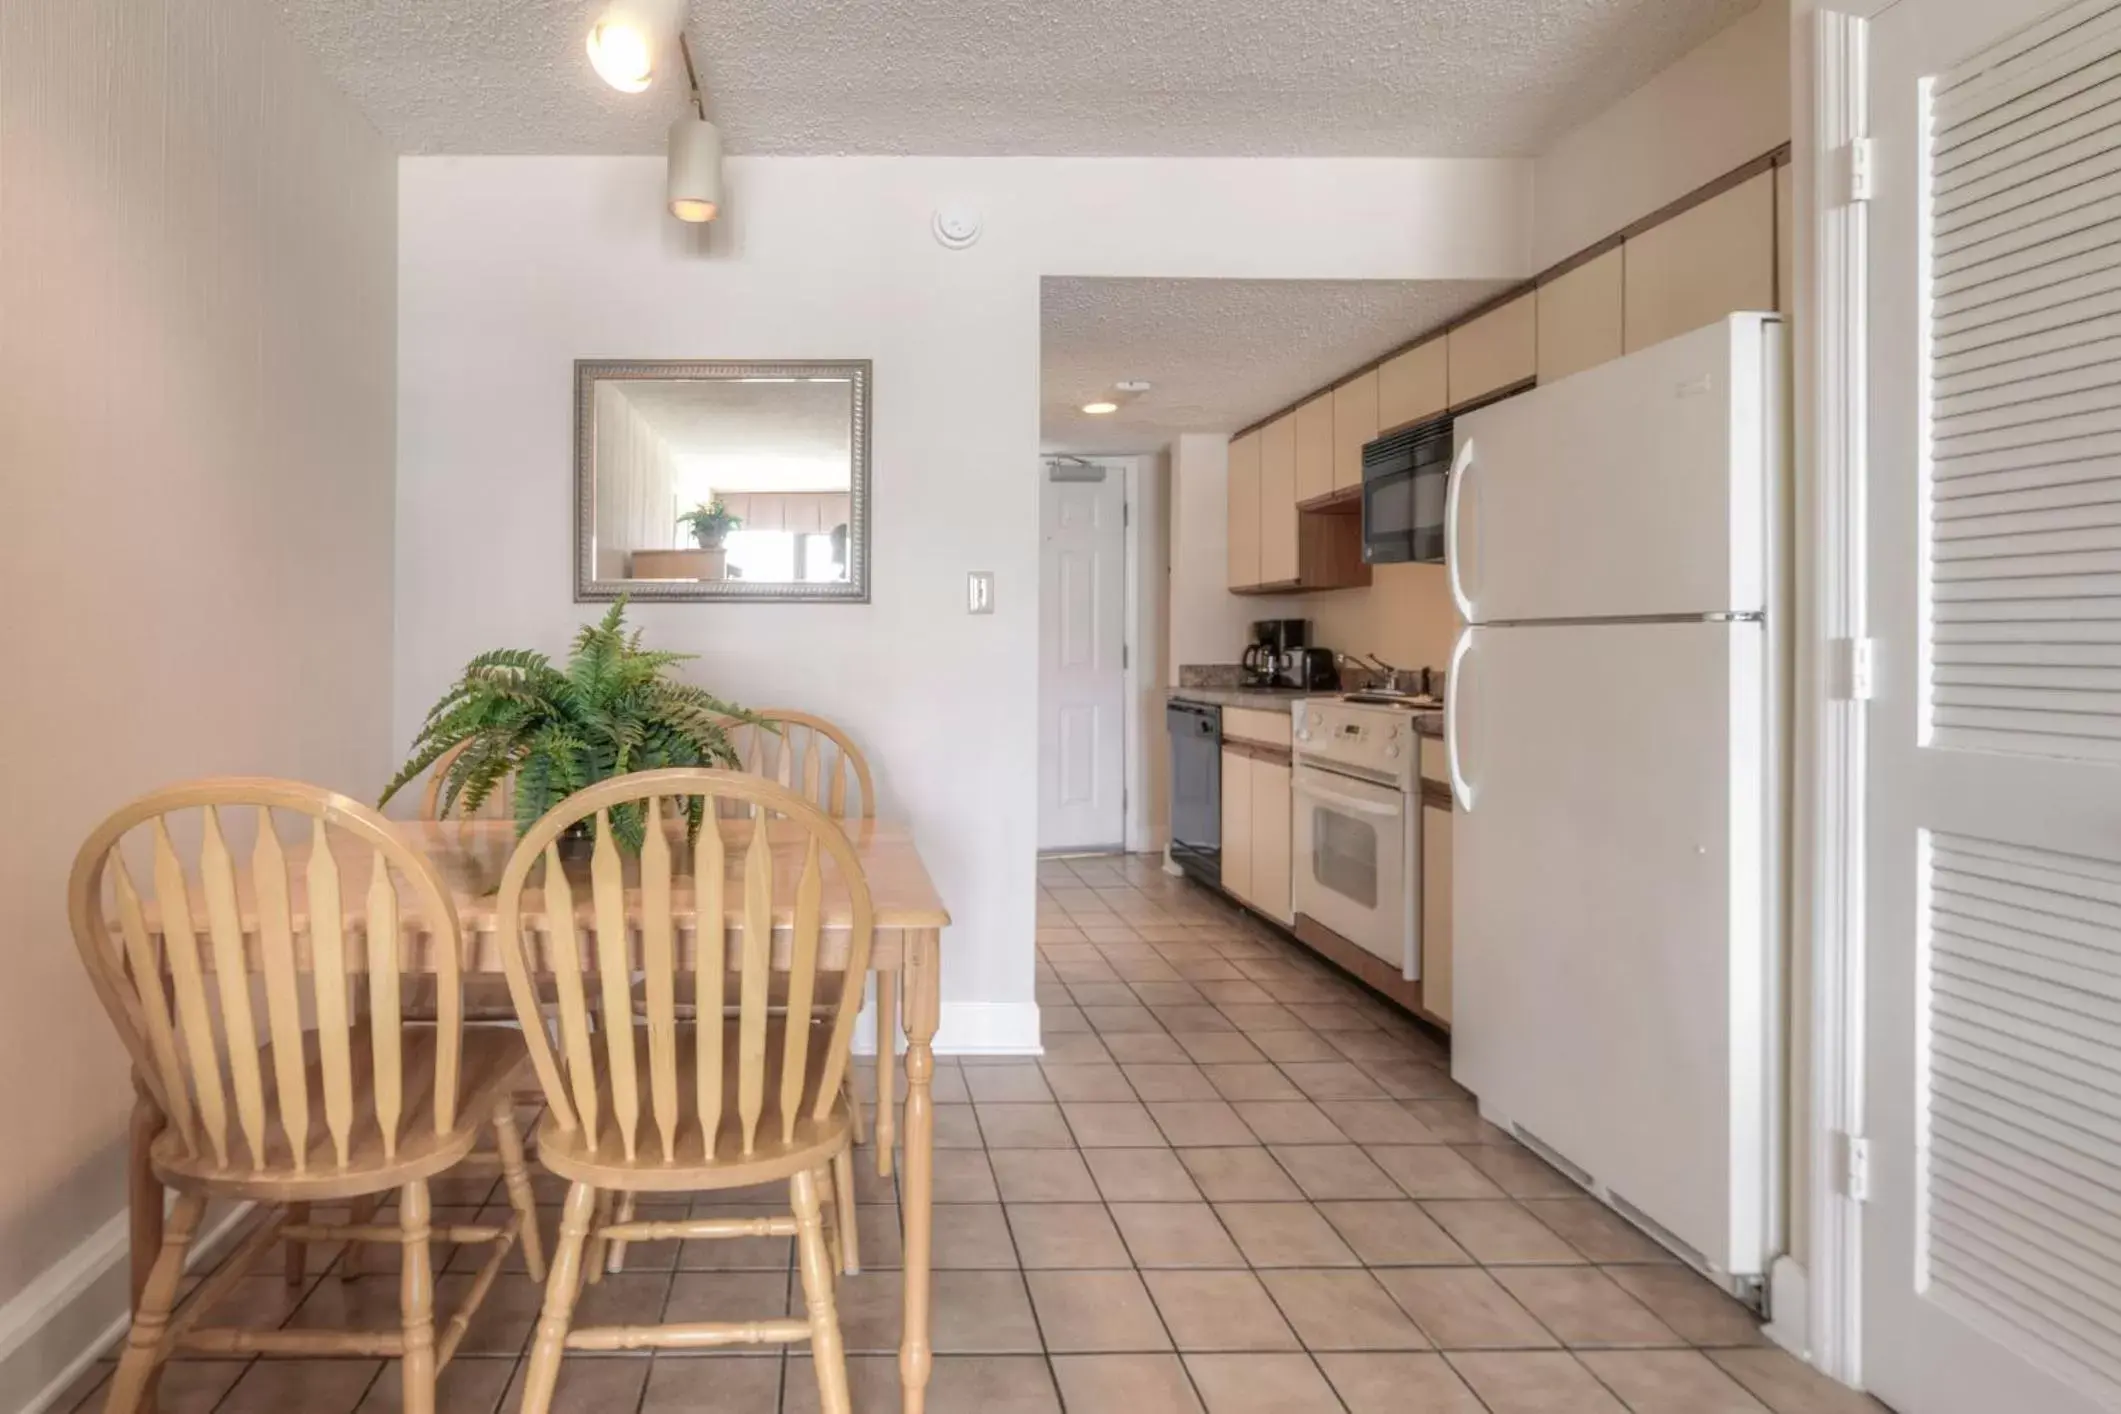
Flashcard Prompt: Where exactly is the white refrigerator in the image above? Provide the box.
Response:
[1446,314,1786,1286]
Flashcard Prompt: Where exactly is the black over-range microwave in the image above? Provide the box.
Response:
[1360,414,1454,564]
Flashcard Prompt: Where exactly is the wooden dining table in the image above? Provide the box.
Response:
[124,814,953,1413]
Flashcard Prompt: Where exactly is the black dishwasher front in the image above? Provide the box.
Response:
[1167,700,1222,886]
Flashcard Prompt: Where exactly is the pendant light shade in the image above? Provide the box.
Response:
[667,116,722,223]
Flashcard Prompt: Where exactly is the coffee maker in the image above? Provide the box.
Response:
[1240,619,1310,687]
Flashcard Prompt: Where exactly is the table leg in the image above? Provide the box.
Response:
[128,1073,166,1414]
[875,969,898,1178]
[897,929,940,1414]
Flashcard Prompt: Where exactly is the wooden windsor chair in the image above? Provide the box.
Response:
[66,779,545,1414]
[491,769,871,1414]
[417,739,514,823]
[722,710,894,1158]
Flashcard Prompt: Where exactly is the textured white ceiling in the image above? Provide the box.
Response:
[614,376,852,461]
[1041,277,1513,453]
[278,0,1760,156]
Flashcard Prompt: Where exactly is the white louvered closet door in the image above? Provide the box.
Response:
[1868,1,2121,1410]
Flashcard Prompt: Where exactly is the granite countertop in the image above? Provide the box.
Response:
[1412,712,1445,739]
[1166,685,1314,709]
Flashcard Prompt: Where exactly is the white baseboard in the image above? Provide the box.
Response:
[855,1000,1043,1058]
[2,1199,254,1414]
[1766,1254,1810,1360]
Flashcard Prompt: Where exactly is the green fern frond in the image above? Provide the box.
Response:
[386,597,760,850]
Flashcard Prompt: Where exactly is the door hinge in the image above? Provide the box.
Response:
[1124,502,1131,527]
[1847,137,1874,204]
[1835,637,1876,701]
[1842,1132,1872,1203]
[1123,644,1131,670]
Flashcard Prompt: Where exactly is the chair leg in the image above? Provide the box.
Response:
[831,1152,861,1275]
[103,1193,205,1414]
[399,1181,437,1414]
[342,1194,379,1280]
[792,1169,851,1414]
[845,1074,867,1147]
[520,1181,597,1414]
[816,1168,843,1277]
[582,1190,614,1287]
[605,1193,636,1274]
[491,1098,546,1281]
[284,1203,309,1288]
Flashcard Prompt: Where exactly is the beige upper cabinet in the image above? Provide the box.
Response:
[1377,339,1447,433]
[1227,430,1261,590]
[1623,169,1776,352]
[1331,370,1380,493]
[1259,414,1299,585]
[1536,247,1624,385]
[1448,293,1537,409]
[1294,393,1335,506]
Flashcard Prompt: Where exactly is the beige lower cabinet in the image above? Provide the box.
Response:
[1421,794,1453,1026]
[1221,746,1252,903]
[1219,744,1292,926]
[1250,756,1293,927]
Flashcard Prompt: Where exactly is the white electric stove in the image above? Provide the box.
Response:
[1290,696,1436,977]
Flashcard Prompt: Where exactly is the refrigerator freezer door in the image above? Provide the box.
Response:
[1450,315,1778,625]
[1450,619,1775,1278]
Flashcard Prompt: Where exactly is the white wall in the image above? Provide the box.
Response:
[1531,1,1792,268]
[397,155,1532,1051]
[0,1,396,1403]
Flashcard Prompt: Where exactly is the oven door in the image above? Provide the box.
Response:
[1292,761,1418,977]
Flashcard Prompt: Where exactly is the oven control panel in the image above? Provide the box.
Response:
[1295,699,1424,788]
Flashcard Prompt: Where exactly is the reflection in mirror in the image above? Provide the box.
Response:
[575,361,869,602]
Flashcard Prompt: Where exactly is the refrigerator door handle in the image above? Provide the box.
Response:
[1446,629,1474,812]
[1445,437,1476,621]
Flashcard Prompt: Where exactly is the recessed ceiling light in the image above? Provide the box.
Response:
[1082,401,1119,415]
[588,19,655,92]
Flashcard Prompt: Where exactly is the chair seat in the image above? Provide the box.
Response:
[152,1028,531,1201]
[536,1020,851,1193]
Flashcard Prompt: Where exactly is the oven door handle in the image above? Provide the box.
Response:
[1292,776,1405,818]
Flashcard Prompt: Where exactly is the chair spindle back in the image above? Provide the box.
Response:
[67,779,467,1176]
[725,710,875,820]
[493,769,875,1165]
[420,739,515,822]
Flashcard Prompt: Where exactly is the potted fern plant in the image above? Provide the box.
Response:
[380,600,758,850]
[677,497,742,550]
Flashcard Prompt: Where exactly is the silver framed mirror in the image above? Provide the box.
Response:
[574,359,871,603]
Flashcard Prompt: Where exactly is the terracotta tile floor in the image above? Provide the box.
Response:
[55,855,1889,1413]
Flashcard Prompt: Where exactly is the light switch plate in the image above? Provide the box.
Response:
[967,571,995,614]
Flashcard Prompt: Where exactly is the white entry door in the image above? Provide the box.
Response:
[1867,1,2121,1409]
[1039,462,1127,851]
